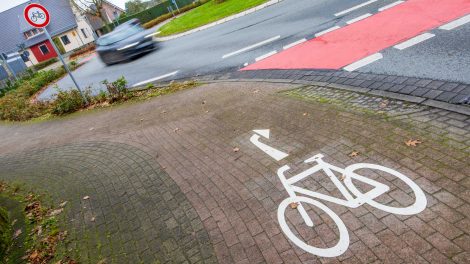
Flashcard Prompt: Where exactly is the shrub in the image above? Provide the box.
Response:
[33,58,59,71]
[102,76,130,103]
[50,89,89,116]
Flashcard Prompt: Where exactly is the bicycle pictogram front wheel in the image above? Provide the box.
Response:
[344,163,427,215]
[277,196,349,257]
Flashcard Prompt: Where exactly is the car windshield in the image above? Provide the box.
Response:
[97,25,144,46]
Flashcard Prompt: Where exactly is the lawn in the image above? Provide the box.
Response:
[158,0,269,36]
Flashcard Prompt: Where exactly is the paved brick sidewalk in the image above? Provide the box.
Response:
[0,81,468,263]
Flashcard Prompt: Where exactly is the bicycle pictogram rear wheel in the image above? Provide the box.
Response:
[344,163,427,215]
[278,196,349,257]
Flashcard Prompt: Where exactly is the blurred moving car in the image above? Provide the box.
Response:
[96,19,158,66]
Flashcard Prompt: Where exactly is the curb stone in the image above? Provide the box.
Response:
[134,76,469,116]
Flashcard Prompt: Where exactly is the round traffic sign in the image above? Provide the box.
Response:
[24,3,50,28]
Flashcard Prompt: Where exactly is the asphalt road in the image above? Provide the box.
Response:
[39,0,470,100]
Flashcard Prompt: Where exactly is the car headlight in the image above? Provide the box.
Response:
[117,42,139,51]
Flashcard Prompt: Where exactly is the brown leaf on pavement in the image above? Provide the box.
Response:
[174,128,180,133]
[49,208,63,217]
[13,229,22,239]
[349,151,359,157]
[379,100,389,108]
[405,139,422,147]
[303,112,308,116]
[340,174,346,181]
[233,147,240,153]
[290,202,299,209]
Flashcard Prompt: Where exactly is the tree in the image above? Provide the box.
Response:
[70,0,111,31]
[125,0,147,14]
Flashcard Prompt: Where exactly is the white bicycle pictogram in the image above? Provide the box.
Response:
[277,154,427,257]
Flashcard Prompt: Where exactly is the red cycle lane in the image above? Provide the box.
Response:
[242,0,470,71]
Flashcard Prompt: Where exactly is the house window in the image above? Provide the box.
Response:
[81,28,88,38]
[61,35,71,45]
[39,44,50,55]
[23,28,44,39]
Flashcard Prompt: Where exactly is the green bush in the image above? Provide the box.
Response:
[0,69,65,121]
[50,89,89,115]
[32,57,59,71]
[102,76,130,103]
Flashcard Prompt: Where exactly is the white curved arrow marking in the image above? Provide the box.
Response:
[250,129,289,161]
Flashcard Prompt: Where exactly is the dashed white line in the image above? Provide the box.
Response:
[346,13,372,24]
[255,50,278,61]
[132,71,179,87]
[315,26,341,37]
[222,35,281,59]
[343,53,383,71]
[335,0,378,16]
[378,1,404,11]
[439,14,470,30]
[283,38,307,50]
[394,33,435,50]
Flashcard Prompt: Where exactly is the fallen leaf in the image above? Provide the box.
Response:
[290,202,299,209]
[303,112,308,116]
[59,201,68,208]
[49,208,64,216]
[405,139,422,147]
[174,128,180,133]
[89,127,94,131]
[202,100,206,104]
[340,175,346,181]
[161,110,167,114]
[140,118,144,122]
[83,196,90,200]
[349,151,359,157]
[29,250,39,260]
[233,147,240,153]
[379,100,389,108]
[253,90,259,94]
[91,217,96,222]
[13,229,22,239]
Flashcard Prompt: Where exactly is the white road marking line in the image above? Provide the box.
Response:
[346,13,372,24]
[335,0,378,16]
[283,38,307,50]
[222,35,281,59]
[439,14,470,30]
[378,1,404,11]
[132,71,179,87]
[315,26,341,37]
[343,53,383,71]
[255,50,278,61]
[250,129,288,161]
[394,33,435,50]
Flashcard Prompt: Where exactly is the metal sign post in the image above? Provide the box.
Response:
[23,3,88,104]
